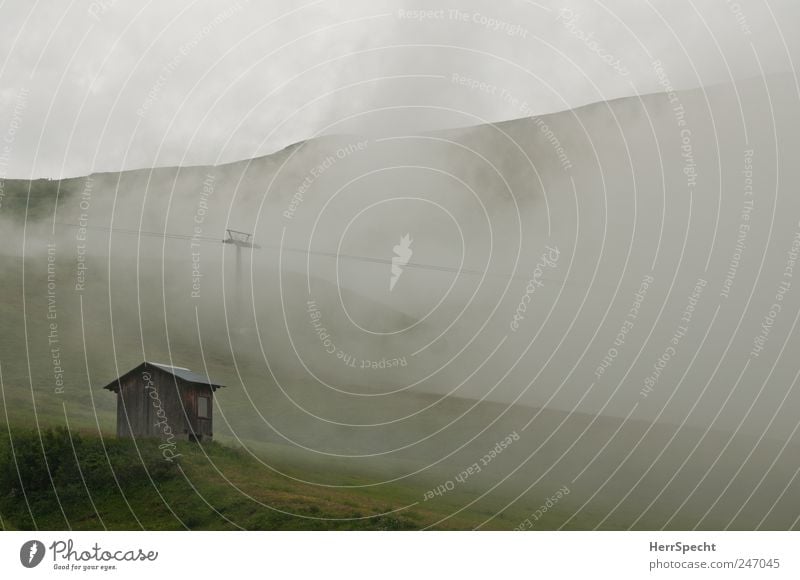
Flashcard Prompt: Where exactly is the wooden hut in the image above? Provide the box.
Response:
[102,361,225,442]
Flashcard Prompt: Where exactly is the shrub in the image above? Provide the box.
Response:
[0,426,179,527]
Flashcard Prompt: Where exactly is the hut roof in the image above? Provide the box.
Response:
[101,361,226,392]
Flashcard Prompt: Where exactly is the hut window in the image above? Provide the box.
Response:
[197,396,210,419]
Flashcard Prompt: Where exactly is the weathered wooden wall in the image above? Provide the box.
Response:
[180,383,214,439]
[114,365,214,440]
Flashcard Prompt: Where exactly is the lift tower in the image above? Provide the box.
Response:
[222,229,261,325]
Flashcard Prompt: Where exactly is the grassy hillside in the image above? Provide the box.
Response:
[2,76,800,531]
[0,425,542,530]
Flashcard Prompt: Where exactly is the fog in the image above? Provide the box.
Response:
[2,72,800,527]
[2,0,799,177]
[2,0,800,529]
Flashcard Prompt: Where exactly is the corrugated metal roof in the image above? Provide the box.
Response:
[102,361,225,391]
[149,362,222,386]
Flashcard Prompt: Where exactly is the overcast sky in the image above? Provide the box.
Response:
[0,0,798,178]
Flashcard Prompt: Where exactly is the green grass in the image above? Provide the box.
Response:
[0,379,700,531]
[0,425,535,530]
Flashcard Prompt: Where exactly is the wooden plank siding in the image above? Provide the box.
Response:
[180,383,214,439]
[110,362,218,441]
[114,366,189,440]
